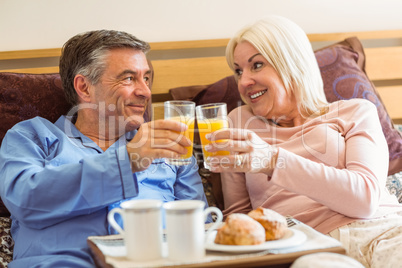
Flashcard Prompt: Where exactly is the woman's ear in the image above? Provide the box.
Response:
[74,74,91,103]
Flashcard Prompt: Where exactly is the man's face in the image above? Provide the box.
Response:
[90,48,152,133]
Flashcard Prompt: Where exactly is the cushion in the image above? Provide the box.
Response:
[0,73,71,217]
[0,200,9,218]
[315,37,402,176]
[0,67,155,217]
[0,64,155,263]
[170,76,243,210]
[168,37,402,207]
[386,171,402,203]
[169,37,402,177]
[170,75,244,115]
[0,217,13,266]
[0,73,71,144]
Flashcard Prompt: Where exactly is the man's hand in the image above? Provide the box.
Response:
[126,120,191,173]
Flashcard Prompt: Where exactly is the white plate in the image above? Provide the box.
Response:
[205,228,307,253]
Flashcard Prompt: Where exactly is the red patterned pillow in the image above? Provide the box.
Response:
[0,69,155,217]
[0,73,71,217]
[0,73,71,143]
[0,67,156,217]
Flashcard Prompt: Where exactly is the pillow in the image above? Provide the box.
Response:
[386,171,402,203]
[170,75,244,114]
[168,37,402,209]
[169,37,402,176]
[0,217,13,265]
[315,37,402,175]
[191,75,244,114]
[0,72,71,217]
[0,59,156,144]
[169,76,243,210]
[0,73,71,144]
[0,68,155,217]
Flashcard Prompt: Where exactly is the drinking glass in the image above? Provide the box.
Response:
[164,101,195,165]
[196,103,229,170]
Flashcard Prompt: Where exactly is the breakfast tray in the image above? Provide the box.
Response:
[87,219,345,268]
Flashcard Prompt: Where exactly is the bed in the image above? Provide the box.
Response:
[1,30,402,266]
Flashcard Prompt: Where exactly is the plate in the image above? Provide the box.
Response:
[205,228,307,253]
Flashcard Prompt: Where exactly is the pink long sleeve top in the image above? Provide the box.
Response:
[221,99,402,234]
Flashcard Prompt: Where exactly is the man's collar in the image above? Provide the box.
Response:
[55,115,138,149]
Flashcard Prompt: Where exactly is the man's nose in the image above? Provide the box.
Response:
[135,80,152,99]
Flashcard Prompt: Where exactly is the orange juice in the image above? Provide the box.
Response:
[169,116,195,160]
[197,118,230,160]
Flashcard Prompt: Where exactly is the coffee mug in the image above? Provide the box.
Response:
[107,199,163,261]
[163,200,223,261]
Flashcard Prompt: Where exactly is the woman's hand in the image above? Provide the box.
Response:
[205,128,278,175]
[126,120,191,173]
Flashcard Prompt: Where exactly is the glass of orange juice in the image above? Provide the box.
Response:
[164,101,195,165]
[195,103,229,170]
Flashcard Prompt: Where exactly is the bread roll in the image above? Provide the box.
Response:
[248,207,287,241]
[214,213,265,245]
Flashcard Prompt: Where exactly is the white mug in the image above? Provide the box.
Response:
[107,199,163,261]
[163,200,223,261]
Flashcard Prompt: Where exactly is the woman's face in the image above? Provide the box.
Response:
[233,41,298,123]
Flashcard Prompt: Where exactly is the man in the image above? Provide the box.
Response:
[0,30,209,267]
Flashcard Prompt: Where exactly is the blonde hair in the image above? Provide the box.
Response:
[226,15,328,117]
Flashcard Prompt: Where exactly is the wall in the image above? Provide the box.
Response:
[1,0,402,51]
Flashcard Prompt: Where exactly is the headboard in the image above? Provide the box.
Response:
[1,30,402,124]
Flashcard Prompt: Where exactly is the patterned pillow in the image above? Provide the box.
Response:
[0,73,71,143]
[315,37,402,176]
[170,37,402,176]
[0,217,13,267]
[386,172,402,203]
[0,67,155,218]
[169,37,402,207]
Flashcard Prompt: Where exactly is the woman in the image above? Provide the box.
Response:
[205,15,402,267]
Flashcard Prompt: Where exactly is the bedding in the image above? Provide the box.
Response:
[0,217,12,268]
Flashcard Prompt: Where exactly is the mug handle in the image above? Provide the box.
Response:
[107,207,125,235]
[204,207,223,241]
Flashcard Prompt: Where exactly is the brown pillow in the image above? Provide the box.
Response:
[0,60,156,144]
[0,73,71,144]
[0,67,156,217]
[169,76,243,210]
[170,75,244,115]
[315,37,402,175]
[168,37,402,176]
[0,72,71,217]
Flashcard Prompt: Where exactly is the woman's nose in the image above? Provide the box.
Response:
[239,70,255,89]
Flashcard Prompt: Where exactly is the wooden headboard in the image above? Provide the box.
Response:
[1,30,402,123]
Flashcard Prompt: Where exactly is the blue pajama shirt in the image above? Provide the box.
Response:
[0,116,209,268]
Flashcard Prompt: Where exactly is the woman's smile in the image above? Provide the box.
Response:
[249,89,268,101]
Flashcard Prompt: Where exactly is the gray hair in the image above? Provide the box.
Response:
[59,30,150,106]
